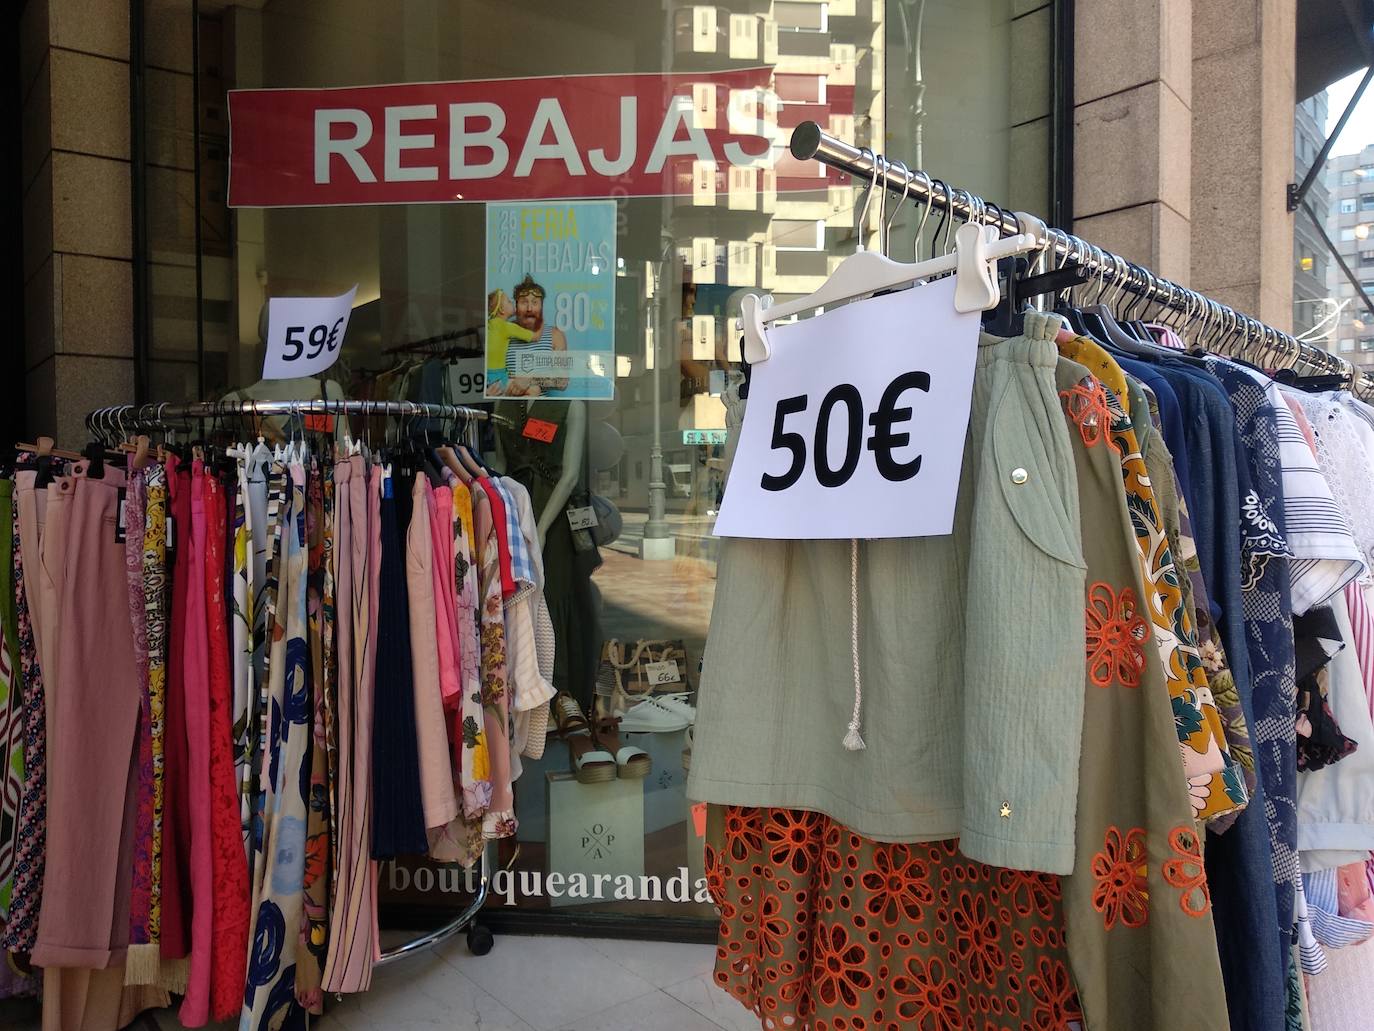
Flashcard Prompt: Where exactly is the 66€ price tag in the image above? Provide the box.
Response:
[714,276,979,540]
[262,285,358,380]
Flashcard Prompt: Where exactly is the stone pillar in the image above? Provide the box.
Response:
[1191,0,1296,329]
[1072,0,1193,282]
[21,0,134,442]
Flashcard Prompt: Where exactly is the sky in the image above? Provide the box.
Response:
[1327,69,1374,154]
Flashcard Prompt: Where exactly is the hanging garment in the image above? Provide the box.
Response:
[503,478,555,761]
[1140,415,1253,816]
[405,474,460,834]
[32,462,142,970]
[474,486,515,841]
[369,467,428,858]
[126,464,170,985]
[160,456,194,968]
[179,461,215,1026]
[0,478,21,920]
[296,463,332,1011]
[427,480,461,705]
[691,319,1089,874]
[229,446,255,860]
[121,470,156,985]
[322,455,378,995]
[242,460,311,1029]
[452,481,489,821]
[202,472,249,1021]
[1,470,50,953]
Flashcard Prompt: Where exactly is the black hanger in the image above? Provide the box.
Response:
[980,255,1030,337]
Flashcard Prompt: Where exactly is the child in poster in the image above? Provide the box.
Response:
[485,201,616,400]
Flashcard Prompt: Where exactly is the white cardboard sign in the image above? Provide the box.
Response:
[262,285,358,379]
[713,276,978,540]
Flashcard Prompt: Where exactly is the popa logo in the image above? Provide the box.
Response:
[384,861,713,907]
[582,822,614,860]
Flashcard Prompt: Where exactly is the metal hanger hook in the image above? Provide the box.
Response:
[884,160,911,256]
[853,148,879,252]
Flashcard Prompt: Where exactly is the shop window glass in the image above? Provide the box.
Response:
[143,0,1055,930]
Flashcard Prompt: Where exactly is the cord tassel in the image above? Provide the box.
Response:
[843,537,866,751]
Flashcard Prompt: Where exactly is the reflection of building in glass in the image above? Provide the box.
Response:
[1326,144,1374,369]
[1293,92,1329,341]
[614,1,889,516]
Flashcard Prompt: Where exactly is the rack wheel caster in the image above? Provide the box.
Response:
[466,924,494,956]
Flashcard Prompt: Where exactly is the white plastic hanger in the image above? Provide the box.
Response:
[739,153,1043,364]
[741,222,1040,364]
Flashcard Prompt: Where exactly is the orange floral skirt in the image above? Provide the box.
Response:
[705,806,1084,1031]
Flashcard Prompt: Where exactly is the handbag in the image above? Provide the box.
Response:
[596,639,693,713]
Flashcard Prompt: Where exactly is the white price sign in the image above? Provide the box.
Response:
[644,660,681,685]
[714,276,978,540]
[262,285,357,379]
[447,357,487,404]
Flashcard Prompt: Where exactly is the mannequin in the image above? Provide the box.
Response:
[493,400,585,549]
[491,397,601,710]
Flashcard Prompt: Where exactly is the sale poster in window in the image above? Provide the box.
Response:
[485,200,616,401]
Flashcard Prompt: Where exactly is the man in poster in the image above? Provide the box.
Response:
[488,275,569,396]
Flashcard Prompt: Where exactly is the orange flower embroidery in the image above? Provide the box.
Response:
[764,809,823,876]
[860,843,934,927]
[1026,955,1084,1029]
[1161,825,1211,917]
[1060,378,1117,451]
[1084,582,1149,688]
[1090,826,1149,929]
[812,922,874,1010]
[723,806,763,863]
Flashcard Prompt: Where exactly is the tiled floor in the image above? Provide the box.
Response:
[2,934,757,1031]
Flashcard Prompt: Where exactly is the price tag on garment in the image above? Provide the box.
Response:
[302,413,335,433]
[567,505,598,531]
[714,276,979,539]
[522,417,559,443]
[261,285,358,379]
[644,660,682,686]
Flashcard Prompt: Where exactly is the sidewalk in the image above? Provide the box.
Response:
[5,934,755,1031]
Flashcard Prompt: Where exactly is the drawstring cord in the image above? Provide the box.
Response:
[843,537,866,751]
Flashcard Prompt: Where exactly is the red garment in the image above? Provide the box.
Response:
[476,478,515,599]
[160,455,193,960]
[179,462,214,1026]
[203,474,249,1021]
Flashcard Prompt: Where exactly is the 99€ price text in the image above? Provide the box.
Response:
[760,370,931,491]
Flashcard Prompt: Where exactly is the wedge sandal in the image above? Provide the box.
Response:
[591,716,652,780]
[554,693,617,784]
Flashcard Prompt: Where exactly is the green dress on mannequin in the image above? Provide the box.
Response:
[494,400,604,713]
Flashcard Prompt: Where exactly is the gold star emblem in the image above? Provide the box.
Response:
[999,801,1012,819]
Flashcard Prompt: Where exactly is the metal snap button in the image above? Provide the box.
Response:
[1010,467,1028,485]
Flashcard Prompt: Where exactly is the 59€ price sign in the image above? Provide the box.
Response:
[261,285,358,380]
[713,276,980,540]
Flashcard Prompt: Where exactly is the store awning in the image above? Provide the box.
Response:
[1298,0,1374,99]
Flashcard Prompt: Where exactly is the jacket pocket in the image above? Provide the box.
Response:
[989,375,1086,570]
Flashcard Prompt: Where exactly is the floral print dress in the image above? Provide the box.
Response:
[242,461,312,1029]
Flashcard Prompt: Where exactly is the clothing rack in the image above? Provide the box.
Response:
[76,395,506,966]
[84,398,513,435]
[788,120,1372,397]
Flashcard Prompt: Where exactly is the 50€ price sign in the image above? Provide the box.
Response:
[713,276,980,540]
[262,285,358,380]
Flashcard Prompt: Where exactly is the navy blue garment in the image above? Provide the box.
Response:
[1115,355,1196,516]
[370,470,429,858]
[1147,359,1288,1031]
